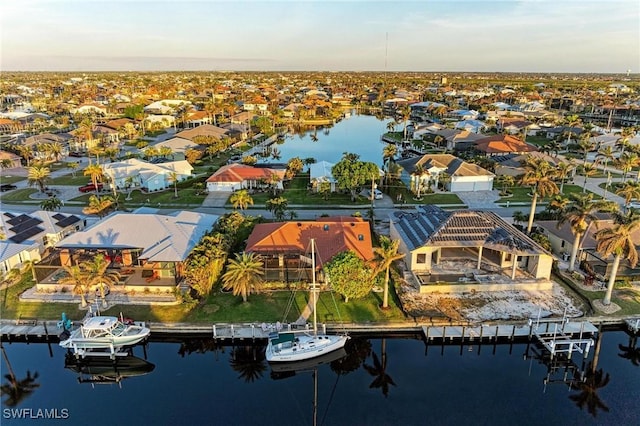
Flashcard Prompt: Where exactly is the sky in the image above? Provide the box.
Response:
[1,0,638,73]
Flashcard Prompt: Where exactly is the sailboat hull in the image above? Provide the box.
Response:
[265,332,349,362]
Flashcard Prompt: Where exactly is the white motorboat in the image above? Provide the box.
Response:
[59,316,150,356]
[266,239,349,363]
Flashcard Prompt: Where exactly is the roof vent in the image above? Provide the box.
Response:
[358,234,364,241]
[323,224,329,231]
[350,222,355,226]
[297,222,302,227]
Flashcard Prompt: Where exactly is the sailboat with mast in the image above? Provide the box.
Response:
[265,238,349,363]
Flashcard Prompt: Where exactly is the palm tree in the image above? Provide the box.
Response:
[411,164,426,198]
[559,193,616,272]
[363,339,396,398]
[579,163,598,193]
[83,163,104,193]
[371,236,404,309]
[67,161,79,177]
[27,165,50,193]
[266,196,288,221]
[83,195,115,218]
[266,172,282,196]
[168,172,179,198]
[229,189,254,211]
[399,105,411,140]
[596,146,615,174]
[0,345,40,407]
[57,264,90,307]
[615,180,640,209]
[46,141,64,162]
[382,144,397,175]
[556,161,574,194]
[595,210,640,305]
[564,114,581,145]
[221,252,264,303]
[40,196,63,212]
[16,145,33,167]
[577,134,595,166]
[616,152,640,181]
[82,253,120,308]
[518,156,559,233]
[385,121,396,133]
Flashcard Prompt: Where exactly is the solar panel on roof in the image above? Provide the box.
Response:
[3,212,15,218]
[7,214,31,226]
[52,213,65,220]
[56,215,80,227]
[10,217,43,234]
[10,226,44,243]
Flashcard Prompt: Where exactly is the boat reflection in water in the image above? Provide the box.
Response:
[269,347,347,380]
[64,353,155,387]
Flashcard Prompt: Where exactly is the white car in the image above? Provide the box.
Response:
[628,200,640,209]
[367,189,383,200]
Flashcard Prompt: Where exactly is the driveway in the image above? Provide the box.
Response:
[202,191,231,207]
[455,190,501,209]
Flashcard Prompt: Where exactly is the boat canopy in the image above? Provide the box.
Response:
[269,332,296,345]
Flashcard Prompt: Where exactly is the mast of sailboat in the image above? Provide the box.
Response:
[311,238,318,336]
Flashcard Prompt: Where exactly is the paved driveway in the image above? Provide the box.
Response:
[202,191,231,207]
[455,190,500,209]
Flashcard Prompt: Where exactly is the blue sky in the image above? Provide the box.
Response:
[1,0,638,72]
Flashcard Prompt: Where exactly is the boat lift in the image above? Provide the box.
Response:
[528,308,594,360]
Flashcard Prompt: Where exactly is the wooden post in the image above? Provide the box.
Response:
[511,325,515,341]
[212,324,217,338]
[231,324,234,338]
[495,325,499,340]
[251,324,255,341]
[479,325,483,341]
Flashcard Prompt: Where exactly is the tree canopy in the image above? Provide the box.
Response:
[324,250,377,302]
[331,152,380,202]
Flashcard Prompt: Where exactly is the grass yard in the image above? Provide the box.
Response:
[498,184,600,202]
[0,188,39,202]
[49,174,89,185]
[0,175,26,184]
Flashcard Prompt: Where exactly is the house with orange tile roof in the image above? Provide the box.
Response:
[474,134,538,157]
[184,110,212,128]
[205,163,286,192]
[245,216,374,282]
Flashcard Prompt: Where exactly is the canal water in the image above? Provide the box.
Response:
[266,113,391,166]
[1,330,638,425]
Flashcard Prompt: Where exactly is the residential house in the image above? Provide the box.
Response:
[309,160,337,192]
[0,240,40,281]
[493,152,566,177]
[245,216,374,282]
[389,206,553,293]
[536,218,640,279]
[205,163,286,192]
[473,134,538,157]
[496,118,533,135]
[397,154,494,193]
[0,210,85,254]
[70,102,107,116]
[0,150,22,168]
[102,158,193,192]
[153,137,200,161]
[174,124,229,142]
[184,110,212,128]
[454,119,487,134]
[144,100,191,115]
[33,210,218,292]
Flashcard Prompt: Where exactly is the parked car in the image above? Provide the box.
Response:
[628,200,640,209]
[0,184,18,192]
[68,152,84,157]
[366,189,383,200]
[78,183,103,193]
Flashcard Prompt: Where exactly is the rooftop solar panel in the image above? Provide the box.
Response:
[52,213,65,220]
[56,215,80,228]
[10,226,44,243]
[10,217,43,234]
[7,214,31,226]
[3,212,15,218]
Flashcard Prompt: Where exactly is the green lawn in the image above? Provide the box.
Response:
[498,184,600,202]
[0,175,26,184]
[1,277,407,324]
[0,188,39,202]
[525,135,550,146]
[49,174,89,185]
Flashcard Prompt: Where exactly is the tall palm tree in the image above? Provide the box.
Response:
[518,156,559,233]
[556,161,574,194]
[57,264,90,307]
[596,146,615,174]
[615,180,640,209]
[595,210,640,305]
[27,165,51,193]
[577,134,595,166]
[564,114,581,145]
[411,164,426,198]
[46,141,64,162]
[569,361,610,418]
[559,193,616,272]
[16,145,33,167]
[385,121,396,133]
[82,253,120,308]
[229,189,254,211]
[221,252,264,303]
[579,163,597,193]
[168,172,179,198]
[83,163,104,193]
[371,236,404,309]
[382,144,397,176]
[40,196,63,211]
[616,152,640,181]
[67,161,79,177]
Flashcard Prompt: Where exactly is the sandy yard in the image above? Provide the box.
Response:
[398,281,586,323]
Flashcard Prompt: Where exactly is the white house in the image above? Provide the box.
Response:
[397,154,494,193]
[102,158,193,192]
[0,240,40,280]
[309,160,337,192]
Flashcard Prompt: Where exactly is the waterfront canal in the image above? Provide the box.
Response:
[263,112,390,166]
[1,330,639,425]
